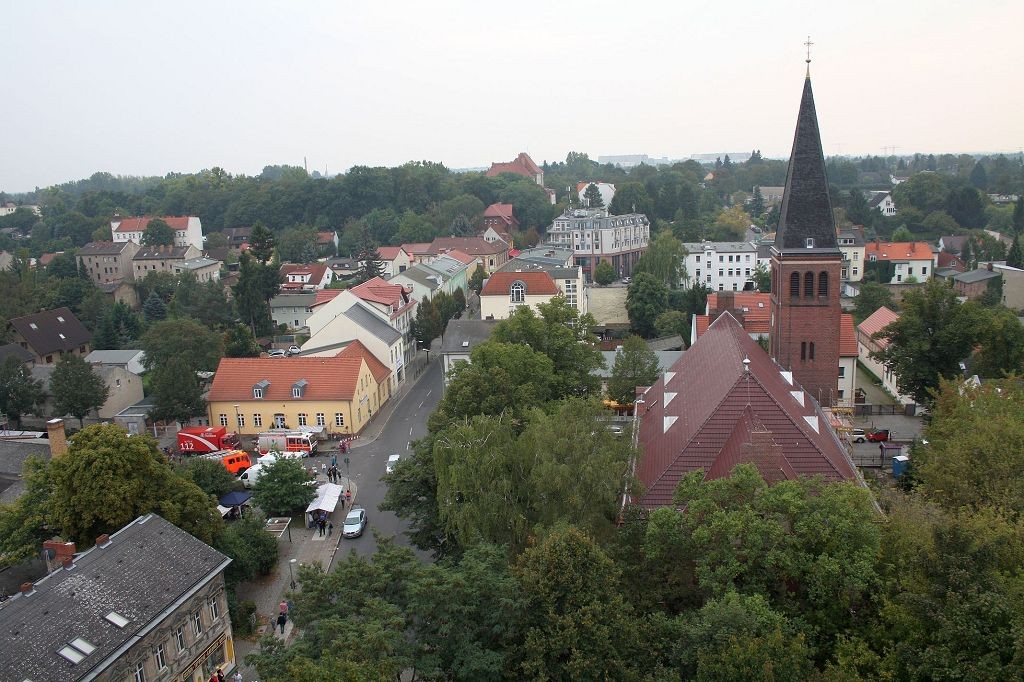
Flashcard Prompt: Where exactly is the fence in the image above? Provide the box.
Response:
[853,403,916,417]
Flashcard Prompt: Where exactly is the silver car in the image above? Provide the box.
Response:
[342,507,367,538]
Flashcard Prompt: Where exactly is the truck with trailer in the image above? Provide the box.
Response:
[256,429,318,456]
[177,426,241,454]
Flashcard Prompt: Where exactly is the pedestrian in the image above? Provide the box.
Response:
[279,600,288,616]
[345,489,352,506]
[216,668,225,682]
[233,671,242,682]
[277,612,287,634]
[328,521,333,537]
[331,454,337,467]
[321,462,327,474]
[318,519,326,536]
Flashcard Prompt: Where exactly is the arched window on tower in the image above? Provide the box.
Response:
[789,272,800,298]
[818,271,829,298]
[804,271,814,298]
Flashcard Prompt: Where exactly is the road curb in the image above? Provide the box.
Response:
[349,359,434,449]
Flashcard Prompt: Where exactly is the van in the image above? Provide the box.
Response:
[238,464,264,489]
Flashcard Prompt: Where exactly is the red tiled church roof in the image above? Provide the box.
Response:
[485,152,542,179]
[636,313,859,508]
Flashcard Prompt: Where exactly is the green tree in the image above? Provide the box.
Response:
[752,263,771,292]
[593,260,615,285]
[607,335,660,404]
[1013,196,1024,234]
[233,253,280,336]
[252,457,316,516]
[140,218,175,246]
[749,186,765,218]
[248,222,275,263]
[277,224,318,263]
[946,187,986,228]
[583,182,604,208]
[223,324,262,358]
[204,231,228,249]
[380,435,449,556]
[710,205,751,241]
[969,160,989,190]
[846,188,871,225]
[151,356,207,426]
[853,281,897,322]
[214,513,279,585]
[635,229,686,287]
[891,224,914,242]
[468,266,486,295]
[1007,234,1023,268]
[355,225,384,283]
[655,309,689,339]
[142,290,167,323]
[626,272,670,338]
[609,181,654,217]
[0,457,53,567]
[412,296,442,346]
[49,424,221,545]
[0,356,44,426]
[179,457,238,498]
[871,279,985,405]
[50,354,109,427]
[141,318,224,373]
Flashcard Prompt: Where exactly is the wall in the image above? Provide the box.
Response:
[480,293,552,320]
[97,367,144,419]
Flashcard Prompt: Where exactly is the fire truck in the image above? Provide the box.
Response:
[176,426,241,454]
[256,429,318,456]
[195,450,252,474]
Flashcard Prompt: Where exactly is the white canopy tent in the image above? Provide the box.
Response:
[305,483,343,525]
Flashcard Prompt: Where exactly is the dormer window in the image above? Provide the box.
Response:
[805,238,815,249]
[292,379,308,399]
[510,280,526,304]
[253,379,270,399]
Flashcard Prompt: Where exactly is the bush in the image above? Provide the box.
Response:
[228,589,258,637]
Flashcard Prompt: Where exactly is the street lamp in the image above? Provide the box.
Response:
[233,404,240,431]
[288,558,297,591]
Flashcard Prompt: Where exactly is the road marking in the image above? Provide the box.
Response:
[418,400,425,409]
[407,441,411,450]
[425,389,431,398]
[409,427,414,436]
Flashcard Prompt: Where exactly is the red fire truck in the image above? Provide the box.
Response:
[177,426,241,454]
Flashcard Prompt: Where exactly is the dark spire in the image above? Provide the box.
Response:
[774,77,839,253]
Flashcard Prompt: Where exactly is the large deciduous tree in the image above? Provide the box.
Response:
[252,458,316,517]
[151,356,207,426]
[277,225,319,263]
[223,323,262,358]
[140,218,175,246]
[626,273,669,338]
[853,281,897,322]
[141,317,224,373]
[50,354,109,427]
[593,260,615,285]
[607,335,660,404]
[0,356,44,426]
[634,229,686,288]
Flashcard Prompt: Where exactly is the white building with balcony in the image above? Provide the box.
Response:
[545,208,650,283]
[681,241,770,292]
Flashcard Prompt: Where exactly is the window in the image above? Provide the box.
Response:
[298,413,307,426]
[175,626,186,652]
[719,255,724,262]
[789,272,800,297]
[804,271,814,298]
[838,366,846,378]
[237,414,245,428]
[921,267,927,275]
[335,413,345,427]
[818,271,829,297]
[134,662,146,682]
[253,413,262,427]
[718,268,723,276]
[209,596,220,620]
[253,388,263,399]
[907,267,913,275]
[292,387,301,398]
[696,269,701,279]
[806,237,815,248]
[155,644,167,669]
[316,412,326,426]
[219,414,228,427]
[809,342,815,360]
[853,252,859,260]
[801,341,807,360]
[192,610,203,636]
[510,281,525,303]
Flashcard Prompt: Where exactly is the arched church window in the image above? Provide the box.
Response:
[804,271,814,298]
[789,272,800,298]
[818,271,829,298]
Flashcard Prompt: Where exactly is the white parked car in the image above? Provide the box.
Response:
[267,348,286,358]
[386,453,401,474]
[343,507,367,538]
[287,345,301,355]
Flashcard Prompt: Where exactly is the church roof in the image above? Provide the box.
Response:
[774,77,839,254]
[636,312,859,508]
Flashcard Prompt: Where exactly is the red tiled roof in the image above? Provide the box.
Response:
[485,152,542,179]
[839,314,857,357]
[443,249,476,265]
[280,262,328,282]
[864,241,934,262]
[636,313,859,508]
[316,231,336,244]
[694,315,710,337]
[936,251,965,271]
[481,271,558,296]
[401,242,433,255]
[208,356,366,401]
[857,306,899,349]
[377,246,408,261]
[704,292,771,336]
[483,203,515,220]
[113,216,191,233]
[350,277,413,312]
[431,236,508,256]
[38,252,59,267]
[311,289,342,308]
[335,340,391,383]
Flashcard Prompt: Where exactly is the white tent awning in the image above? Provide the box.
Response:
[306,483,343,514]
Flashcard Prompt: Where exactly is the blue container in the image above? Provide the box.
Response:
[892,455,910,478]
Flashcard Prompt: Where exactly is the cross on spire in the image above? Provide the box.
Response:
[804,36,814,76]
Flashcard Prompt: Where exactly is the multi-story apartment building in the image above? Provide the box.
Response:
[132,245,202,278]
[77,241,140,284]
[545,208,650,282]
[837,228,866,282]
[111,215,204,251]
[681,241,770,291]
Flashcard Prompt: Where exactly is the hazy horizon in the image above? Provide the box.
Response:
[5,0,1022,193]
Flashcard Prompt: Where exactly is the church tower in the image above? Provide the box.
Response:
[768,72,843,405]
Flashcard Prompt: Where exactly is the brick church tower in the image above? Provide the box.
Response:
[769,73,843,405]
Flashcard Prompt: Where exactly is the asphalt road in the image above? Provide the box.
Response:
[327,359,443,565]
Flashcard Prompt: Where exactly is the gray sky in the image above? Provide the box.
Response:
[5,0,1022,192]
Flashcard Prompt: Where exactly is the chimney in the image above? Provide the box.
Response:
[20,582,34,595]
[43,539,77,561]
[47,418,67,458]
[96,534,111,548]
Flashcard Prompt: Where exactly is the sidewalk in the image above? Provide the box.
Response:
[349,350,431,449]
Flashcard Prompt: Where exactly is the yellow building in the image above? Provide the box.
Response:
[206,341,391,435]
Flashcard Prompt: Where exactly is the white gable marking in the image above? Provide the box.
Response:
[664,371,676,384]
[663,416,677,433]
[664,392,677,407]
[803,415,819,433]
[780,371,793,385]
[789,390,804,406]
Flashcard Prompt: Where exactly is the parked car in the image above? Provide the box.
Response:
[267,348,286,358]
[386,453,401,473]
[342,507,367,538]
[867,429,890,443]
[849,428,866,443]
[622,277,632,284]
[607,424,624,437]
[288,345,301,355]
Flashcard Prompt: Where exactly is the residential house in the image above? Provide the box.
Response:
[326,256,360,280]
[38,252,63,269]
[173,257,221,282]
[864,241,936,283]
[937,235,968,254]
[441,249,479,280]
[111,215,204,251]
[980,261,1024,309]
[936,250,966,272]
[33,362,144,420]
[546,208,651,282]
[7,308,91,365]
[98,280,139,309]
[390,255,469,304]
[0,342,35,367]
[681,241,769,291]
[0,434,54,504]
[836,228,866,282]
[952,267,1002,300]
[401,243,435,264]
[207,350,390,435]
[85,349,147,375]
[491,249,587,315]
[376,246,412,278]
[756,186,786,206]
[481,203,519,234]
[635,313,862,508]
[76,241,140,285]
[576,182,616,208]
[438,319,498,383]
[857,306,912,405]
[0,202,41,217]
[222,226,252,246]
[480,225,514,248]
[430,236,510,272]
[988,193,1020,205]
[270,292,317,330]
[349,277,417,364]
[868,191,897,216]
[0,514,237,682]
[480,271,563,320]
[485,152,555,203]
[303,298,407,390]
[316,230,339,256]
[280,262,334,290]
[132,245,203,279]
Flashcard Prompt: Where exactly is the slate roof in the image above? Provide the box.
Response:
[858,306,900,349]
[939,235,968,252]
[481,271,559,296]
[395,266,442,291]
[8,308,91,356]
[0,514,229,682]
[0,439,51,504]
[335,339,391,383]
[84,349,144,366]
[270,292,317,309]
[344,302,402,345]
[636,312,859,508]
[175,257,219,270]
[132,245,194,260]
[209,356,368,401]
[774,77,840,254]
[596,350,682,378]
[77,241,134,256]
[113,216,191,233]
[438,320,499,354]
[954,268,1001,284]
[0,342,35,364]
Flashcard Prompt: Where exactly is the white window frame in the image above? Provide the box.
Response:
[175,626,186,653]
[253,388,263,399]
[192,610,203,636]
[298,413,307,427]
[209,596,220,621]
[316,412,326,427]
[155,644,166,670]
[219,414,228,427]
[253,413,263,427]
[335,413,345,427]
